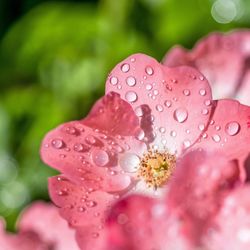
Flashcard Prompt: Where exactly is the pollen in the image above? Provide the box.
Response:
[138,149,176,188]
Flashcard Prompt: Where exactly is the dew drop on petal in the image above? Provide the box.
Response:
[110,76,118,85]
[173,108,188,123]
[121,63,130,73]
[91,149,109,167]
[202,109,209,115]
[125,91,137,103]
[86,200,97,208]
[65,126,77,135]
[51,139,64,149]
[199,89,206,96]
[135,106,143,117]
[225,121,240,136]
[145,66,154,75]
[156,104,164,112]
[159,127,166,133]
[204,99,212,106]
[126,76,136,86]
[74,143,85,152]
[136,129,145,140]
[198,124,205,131]
[85,135,96,145]
[183,140,191,148]
[119,153,140,173]
[212,134,221,143]
[183,89,190,96]
[164,100,172,108]
[146,84,152,90]
[170,131,177,137]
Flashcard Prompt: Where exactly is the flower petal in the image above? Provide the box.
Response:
[105,53,212,154]
[105,195,192,250]
[49,176,115,228]
[164,31,250,105]
[192,99,250,180]
[203,186,250,250]
[0,218,49,250]
[18,202,79,250]
[168,150,240,245]
[41,92,145,193]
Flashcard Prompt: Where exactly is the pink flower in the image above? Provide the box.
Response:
[0,202,79,250]
[41,53,250,249]
[163,30,250,105]
[105,150,247,250]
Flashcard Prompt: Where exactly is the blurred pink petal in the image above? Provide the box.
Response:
[168,150,240,245]
[0,202,79,250]
[204,186,250,250]
[18,201,79,250]
[163,31,250,105]
[105,195,192,250]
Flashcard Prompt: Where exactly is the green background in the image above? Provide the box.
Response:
[0,0,249,230]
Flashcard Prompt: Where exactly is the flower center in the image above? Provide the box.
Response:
[138,150,176,188]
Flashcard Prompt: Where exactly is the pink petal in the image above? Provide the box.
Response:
[192,99,250,180]
[41,92,145,193]
[203,185,250,250]
[49,176,114,228]
[18,201,79,250]
[105,53,212,154]
[164,31,250,105]
[105,195,192,250]
[0,219,49,250]
[167,150,240,245]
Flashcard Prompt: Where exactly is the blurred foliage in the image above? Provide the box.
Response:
[0,0,250,231]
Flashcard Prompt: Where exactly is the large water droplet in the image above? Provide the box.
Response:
[91,149,109,167]
[121,63,130,73]
[145,66,154,75]
[51,139,64,149]
[119,153,140,173]
[125,91,137,103]
[110,76,118,85]
[225,121,240,136]
[173,108,188,123]
[126,76,136,86]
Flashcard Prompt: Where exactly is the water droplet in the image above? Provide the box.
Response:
[153,90,159,96]
[126,76,136,86]
[145,66,154,75]
[183,140,191,148]
[164,100,172,108]
[136,130,145,140]
[198,124,205,131]
[86,200,97,207]
[202,109,209,115]
[170,131,177,137]
[156,104,164,112]
[110,76,118,85]
[212,134,221,142]
[65,126,77,135]
[225,121,240,136]
[199,75,205,81]
[125,91,137,103]
[199,89,206,96]
[77,206,85,212]
[51,139,64,149]
[146,84,152,90]
[183,89,190,96]
[171,78,178,84]
[119,153,140,173]
[159,127,166,133]
[74,143,85,152]
[121,63,130,73]
[215,125,221,131]
[91,149,109,167]
[130,58,136,62]
[135,106,143,117]
[173,108,188,123]
[85,135,96,145]
[204,99,212,106]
